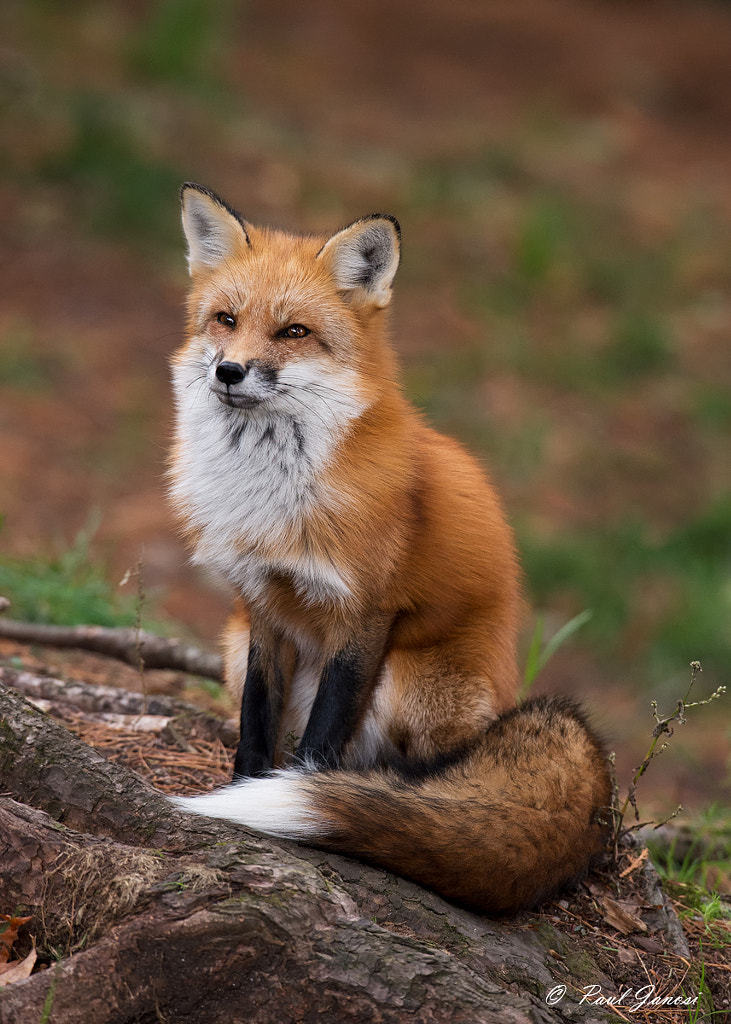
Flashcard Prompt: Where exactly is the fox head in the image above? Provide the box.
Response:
[174,183,401,426]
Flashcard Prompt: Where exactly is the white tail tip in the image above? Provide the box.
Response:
[170,771,325,841]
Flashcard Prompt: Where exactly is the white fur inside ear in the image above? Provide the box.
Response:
[181,187,249,274]
[319,217,400,306]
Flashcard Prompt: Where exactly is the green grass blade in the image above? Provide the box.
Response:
[536,609,594,677]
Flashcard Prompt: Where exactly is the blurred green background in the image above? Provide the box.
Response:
[0,0,729,814]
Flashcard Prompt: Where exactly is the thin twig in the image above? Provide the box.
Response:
[611,661,726,850]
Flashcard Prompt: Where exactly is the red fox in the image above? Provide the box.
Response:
[169,183,611,914]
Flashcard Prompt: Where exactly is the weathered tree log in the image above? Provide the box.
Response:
[1,798,546,1024]
[0,681,686,1023]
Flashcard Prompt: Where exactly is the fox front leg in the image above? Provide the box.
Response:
[233,636,294,780]
[296,617,391,768]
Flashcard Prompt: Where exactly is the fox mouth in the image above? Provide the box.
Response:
[215,392,265,410]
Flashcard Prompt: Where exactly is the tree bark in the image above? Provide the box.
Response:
[0,680,686,1024]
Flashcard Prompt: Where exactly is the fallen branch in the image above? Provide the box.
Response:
[0,616,223,681]
[0,665,237,746]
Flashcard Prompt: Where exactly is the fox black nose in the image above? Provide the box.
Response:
[216,361,246,386]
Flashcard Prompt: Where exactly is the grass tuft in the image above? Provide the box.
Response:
[0,516,137,628]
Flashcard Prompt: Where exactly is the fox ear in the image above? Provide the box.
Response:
[180,183,250,275]
[318,215,401,307]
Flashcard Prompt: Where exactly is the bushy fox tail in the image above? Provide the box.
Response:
[171,696,612,914]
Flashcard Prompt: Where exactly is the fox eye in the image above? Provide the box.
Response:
[216,311,236,328]
[280,324,310,339]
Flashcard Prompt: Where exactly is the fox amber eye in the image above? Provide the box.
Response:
[216,311,236,328]
[281,324,310,339]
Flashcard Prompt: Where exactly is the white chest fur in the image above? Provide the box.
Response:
[171,350,361,606]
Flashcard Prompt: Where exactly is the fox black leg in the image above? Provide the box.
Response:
[297,618,391,768]
[233,638,289,780]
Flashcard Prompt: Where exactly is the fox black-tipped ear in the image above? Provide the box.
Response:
[317,215,401,307]
[180,183,250,275]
